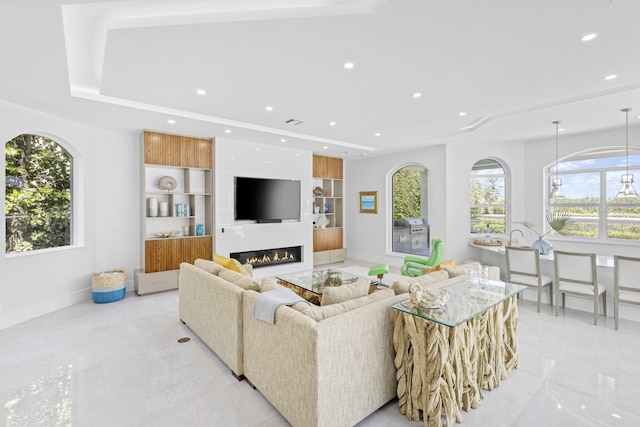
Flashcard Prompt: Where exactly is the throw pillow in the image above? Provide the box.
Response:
[218,268,260,291]
[320,277,371,306]
[424,259,456,274]
[194,258,221,275]
[213,253,250,276]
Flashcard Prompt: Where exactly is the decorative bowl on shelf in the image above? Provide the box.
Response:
[155,230,180,238]
[157,176,177,192]
[313,186,324,196]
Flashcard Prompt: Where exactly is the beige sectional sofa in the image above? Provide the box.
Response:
[178,259,498,427]
[178,259,256,379]
[242,288,407,427]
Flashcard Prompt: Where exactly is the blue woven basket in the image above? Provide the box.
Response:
[92,269,126,303]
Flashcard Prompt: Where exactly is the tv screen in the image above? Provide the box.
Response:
[235,177,301,221]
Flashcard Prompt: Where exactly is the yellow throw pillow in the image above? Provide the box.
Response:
[424,259,455,275]
[213,253,250,275]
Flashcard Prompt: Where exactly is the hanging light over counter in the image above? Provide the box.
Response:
[616,108,639,199]
[550,120,565,199]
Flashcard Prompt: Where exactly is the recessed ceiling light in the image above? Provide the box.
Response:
[196,89,206,95]
[580,33,597,42]
[343,62,354,69]
[265,105,273,111]
[329,121,336,126]
[559,128,565,132]
[256,148,260,151]
[224,129,231,133]
[167,119,176,124]
[323,146,328,150]
[604,74,618,80]
[280,138,286,143]
[375,133,381,137]
[267,160,272,164]
[412,92,422,98]
[459,112,467,117]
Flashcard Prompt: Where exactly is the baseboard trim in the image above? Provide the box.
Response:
[0,287,92,330]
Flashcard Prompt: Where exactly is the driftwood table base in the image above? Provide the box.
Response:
[393,295,519,427]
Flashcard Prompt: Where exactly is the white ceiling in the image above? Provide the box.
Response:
[2,0,640,159]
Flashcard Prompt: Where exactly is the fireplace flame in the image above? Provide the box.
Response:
[243,250,296,265]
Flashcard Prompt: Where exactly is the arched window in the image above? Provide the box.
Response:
[547,147,640,241]
[391,164,429,256]
[5,134,73,253]
[470,159,507,234]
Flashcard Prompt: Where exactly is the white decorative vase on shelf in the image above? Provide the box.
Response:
[316,215,330,229]
[531,237,553,255]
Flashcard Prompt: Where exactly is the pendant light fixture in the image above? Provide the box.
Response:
[550,120,565,199]
[615,108,639,199]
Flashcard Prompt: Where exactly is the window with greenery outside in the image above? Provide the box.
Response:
[391,165,428,255]
[470,159,506,234]
[547,149,640,241]
[5,134,72,253]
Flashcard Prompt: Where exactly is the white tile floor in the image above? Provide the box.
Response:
[1,264,640,427]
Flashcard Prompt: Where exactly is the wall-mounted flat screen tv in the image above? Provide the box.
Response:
[234,177,301,222]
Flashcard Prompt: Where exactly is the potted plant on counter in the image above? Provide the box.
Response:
[515,211,576,255]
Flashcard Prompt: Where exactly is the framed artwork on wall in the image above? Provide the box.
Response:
[359,191,378,214]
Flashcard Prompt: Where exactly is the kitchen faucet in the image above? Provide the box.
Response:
[509,229,524,246]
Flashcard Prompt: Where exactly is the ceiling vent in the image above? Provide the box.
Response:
[284,118,304,126]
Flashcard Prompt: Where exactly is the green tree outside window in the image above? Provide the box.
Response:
[5,134,72,253]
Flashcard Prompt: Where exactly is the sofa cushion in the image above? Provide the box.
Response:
[444,261,483,278]
[292,288,395,321]
[214,253,250,276]
[392,270,449,295]
[194,258,222,275]
[218,268,260,291]
[260,278,282,292]
[320,277,371,306]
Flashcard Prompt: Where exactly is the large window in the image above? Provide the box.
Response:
[470,159,507,234]
[391,164,429,256]
[548,149,640,241]
[5,134,72,253]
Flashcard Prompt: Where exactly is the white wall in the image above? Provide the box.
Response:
[346,139,526,267]
[0,100,140,329]
[214,137,313,279]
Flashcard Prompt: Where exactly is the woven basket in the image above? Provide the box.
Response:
[91,268,126,303]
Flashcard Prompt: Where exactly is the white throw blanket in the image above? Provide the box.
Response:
[253,287,306,324]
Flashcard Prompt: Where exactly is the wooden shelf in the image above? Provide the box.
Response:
[312,155,345,265]
[137,131,215,294]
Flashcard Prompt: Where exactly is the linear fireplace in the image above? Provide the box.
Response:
[230,246,302,269]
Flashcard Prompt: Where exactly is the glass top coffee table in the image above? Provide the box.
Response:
[276,269,361,305]
[392,279,526,327]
